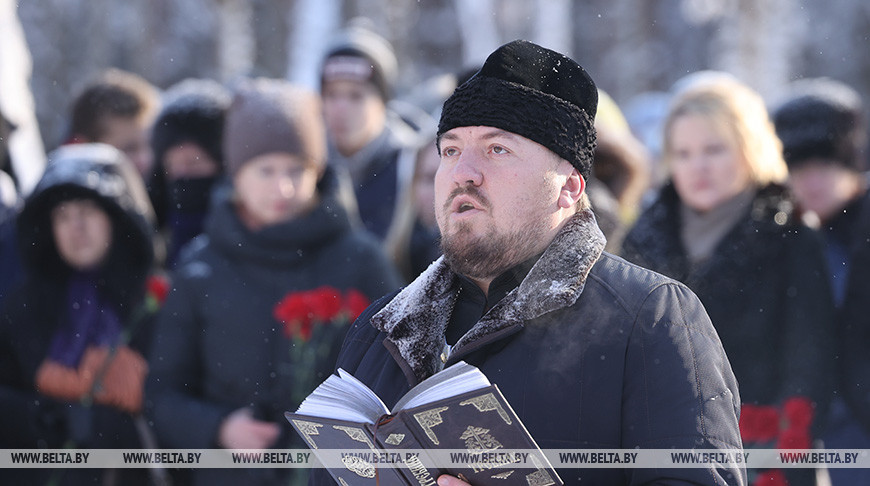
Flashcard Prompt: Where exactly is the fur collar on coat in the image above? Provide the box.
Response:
[371,209,606,382]
[622,182,796,285]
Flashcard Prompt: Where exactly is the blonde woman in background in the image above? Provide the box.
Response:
[621,74,835,486]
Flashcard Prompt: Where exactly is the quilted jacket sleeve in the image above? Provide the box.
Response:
[623,281,746,486]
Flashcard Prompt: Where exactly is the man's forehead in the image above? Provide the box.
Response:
[440,126,524,142]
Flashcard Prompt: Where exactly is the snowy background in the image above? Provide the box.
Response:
[2,0,870,192]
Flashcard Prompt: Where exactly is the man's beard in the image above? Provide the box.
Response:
[440,216,549,281]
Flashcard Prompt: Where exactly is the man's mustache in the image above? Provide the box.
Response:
[443,185,491,212]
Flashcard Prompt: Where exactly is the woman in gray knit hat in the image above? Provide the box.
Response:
[146,78,401,486]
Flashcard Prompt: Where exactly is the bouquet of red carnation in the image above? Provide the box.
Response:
[739,396,815,486]
[273,286,370,404]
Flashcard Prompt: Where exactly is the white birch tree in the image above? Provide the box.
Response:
[287,0,341,90]
[216,0,255,82]
[0,0,45,195]
[533,0,572,56]
[453,0,501,67]
[711,0,802,98]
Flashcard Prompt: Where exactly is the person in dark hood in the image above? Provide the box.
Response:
[772,79,869,303]
[148,78,230,268]
[145,78,401,486]
[0,143,161,486]
[622,75,835,486]
[310,40,744,486]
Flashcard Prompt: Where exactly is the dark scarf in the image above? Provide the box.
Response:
[166,176,219,267]
[205,167,351,267]
[46,271,121,367]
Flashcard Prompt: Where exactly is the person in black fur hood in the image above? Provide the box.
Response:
[772,78,870,486]
[0,143,161,486]
[145,78,401,486]
[148,78,231,268]
[622,75,835,486]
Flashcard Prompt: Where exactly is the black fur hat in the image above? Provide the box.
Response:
[772,78,867,172]
[437,40,598,180]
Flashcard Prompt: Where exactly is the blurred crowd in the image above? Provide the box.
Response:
[1,19,869,486]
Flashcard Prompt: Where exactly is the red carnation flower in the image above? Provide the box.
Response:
[273,286,369,342]
[344,289,370,321]
[308,286,343,322]
[782,396,814,430]
[739,404,780,443]
[274,293,312,339]
[146,275,170,305]
[752,469,787,486]
[296,315,314,341]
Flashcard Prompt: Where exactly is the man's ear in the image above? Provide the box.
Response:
[558,168,585,209]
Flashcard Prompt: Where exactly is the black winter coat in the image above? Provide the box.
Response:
[312,210,746,486]
[840,194,870,433]
[622,184,835,486]
[622,184,834,411]
[145,167,402,486]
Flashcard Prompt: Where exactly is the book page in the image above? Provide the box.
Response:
[294,372,389,424]
[392,361,490,412]
[293,361,491,423]
[337,368,391,416]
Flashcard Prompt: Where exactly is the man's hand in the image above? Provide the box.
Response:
[218,407,281,449]
[438,474,472,486]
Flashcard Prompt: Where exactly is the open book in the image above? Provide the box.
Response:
[286,362,562,486]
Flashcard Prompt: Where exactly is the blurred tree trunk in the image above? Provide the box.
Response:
[453,0,500,67]
[152,0,220,87]
[602,0,655,100]
[712,0,799,98]
[0,0,45,195]
[252,0,292,80]
[287,0,341,90]
[216,0,254,82]
[533,0,572,55]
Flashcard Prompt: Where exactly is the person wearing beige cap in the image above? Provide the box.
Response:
[145,78,401,486]
[320,19,419,241]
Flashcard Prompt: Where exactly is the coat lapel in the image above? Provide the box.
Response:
[371,210,606,382]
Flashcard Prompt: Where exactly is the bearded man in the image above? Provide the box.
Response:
[310,40,745,486]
